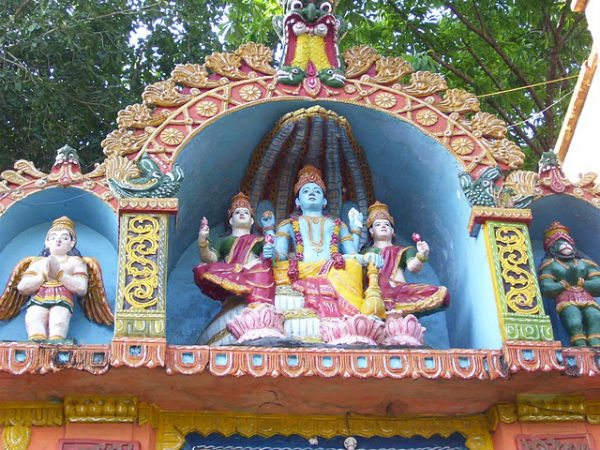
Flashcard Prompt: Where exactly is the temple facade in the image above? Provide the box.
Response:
[0,1,599,449]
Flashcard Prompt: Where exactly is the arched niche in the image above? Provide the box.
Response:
[166,100,502,350]
[0,188,118,344]
[530,195,600,346]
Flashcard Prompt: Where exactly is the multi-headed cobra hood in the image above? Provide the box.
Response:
[273,0,347,88]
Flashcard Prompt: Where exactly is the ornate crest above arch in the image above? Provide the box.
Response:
[101,43,527,187]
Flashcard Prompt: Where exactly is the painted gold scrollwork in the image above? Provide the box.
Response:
[494,226,539,315]
[0,160,42,186]
[205,52,248,79]
[1,425,31,450]
[343,45,381,78]
[487,138,525,169]
[124,216,160,309]
[436,89,480,114]
[117,103,169,129]
[235,43,276,75]
[402,71,448,97]
[171,63,222,89]
[142,80,191,107]
[105,156,141,181]
[372,56,414,84]
[465,112,507,139]
[102,128,150,157]
[504,170,540,197]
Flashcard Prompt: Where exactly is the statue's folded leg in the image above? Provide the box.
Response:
[194,263,275,305]
[293,277,343,317]
[384,282,449,317]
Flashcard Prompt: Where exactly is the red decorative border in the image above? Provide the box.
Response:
[110,337,166,369]
[0,340,595,379]
[503,341,564,374]
[0,342,110,375]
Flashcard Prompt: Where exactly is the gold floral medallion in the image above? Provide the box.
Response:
[374,92,397,109]
[451,137,475,155]
[196,100,219,117]
[416,109,438,126]
[239,85,262,101]
[160,128,185,146]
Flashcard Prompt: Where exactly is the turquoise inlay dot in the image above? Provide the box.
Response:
[14,350,26,363]
[566,356,577,367]
[57,352,70,364]
[182,352,195,364]
[322,356,333,368]
[252,354,263,366]
[390,356,402,369]
[287,355,298,367]
[458,357,470,369]
[424,357,435,369]
[215,353,227,366]
[357,356,367,368]
[129,345,142,357]
[92,352,105,364]
[522,349,534,361]
[483,359,489,371]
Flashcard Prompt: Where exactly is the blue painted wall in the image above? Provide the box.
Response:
[166,100,502,349]
[531,195,600,346]
[0,188,118,344]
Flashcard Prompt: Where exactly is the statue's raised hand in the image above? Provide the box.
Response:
[416,240,430,258]
[348,207,363,231]
[260,211,275,229]
[47,255,61,280]
[198,217,210,242]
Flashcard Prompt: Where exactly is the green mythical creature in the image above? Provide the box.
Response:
[539,222,600,347]
[108,154,184,198]
[273,0,347,87]
[459,166,503,207]
[459,166,533,208]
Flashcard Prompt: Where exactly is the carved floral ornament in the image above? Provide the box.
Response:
[0,148,119,216]
[101,42,524,182]
[0,40,595,211]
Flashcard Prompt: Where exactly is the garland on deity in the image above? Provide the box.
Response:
[288,217,344,283]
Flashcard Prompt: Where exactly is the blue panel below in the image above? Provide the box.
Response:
[182,432,468,450]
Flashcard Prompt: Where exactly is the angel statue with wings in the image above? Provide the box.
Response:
[0,216,114,343]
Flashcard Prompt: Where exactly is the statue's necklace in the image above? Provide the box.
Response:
[302,216,325,252]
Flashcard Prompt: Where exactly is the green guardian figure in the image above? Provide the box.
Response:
[539,222,600,346]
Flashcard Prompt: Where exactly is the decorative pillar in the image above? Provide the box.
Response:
[469,207,554,342]
[111,198,178,368]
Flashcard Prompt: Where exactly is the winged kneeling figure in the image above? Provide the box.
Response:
[0,216,114,343]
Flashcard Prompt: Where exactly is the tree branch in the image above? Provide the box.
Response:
[13,0,32,18]
[445,2,546,111]
[385,0,476,86]
[460,37,503,91]
[485,99,543,155]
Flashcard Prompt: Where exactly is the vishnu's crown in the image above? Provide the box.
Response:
[366,201,395,229]
[228,192,254,219]
[543,221,575,251]
[48,216,76,241]
[294,165,327,196]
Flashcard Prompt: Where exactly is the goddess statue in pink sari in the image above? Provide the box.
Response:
[361,202,449,316]
[193,193,276,305]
